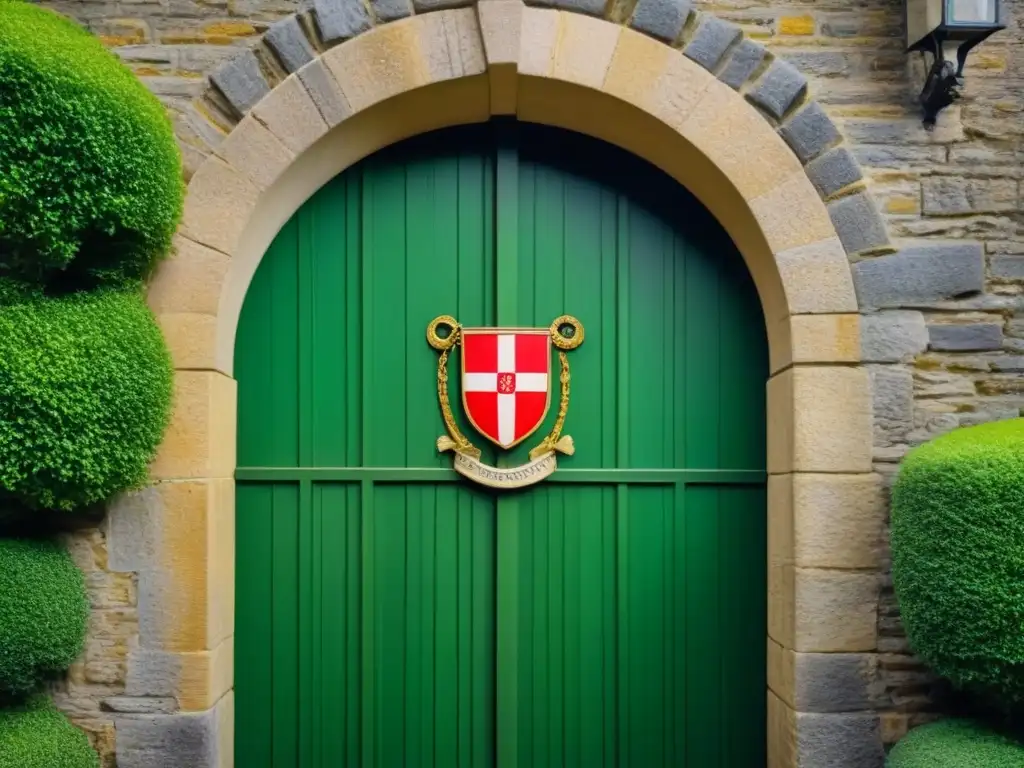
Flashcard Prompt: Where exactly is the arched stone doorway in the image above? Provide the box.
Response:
[141,5,885,766]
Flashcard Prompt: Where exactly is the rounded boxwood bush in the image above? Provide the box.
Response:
[0,538,88,696]
[0,0,183,289]
[891,418,1024,702]
[0,695,98,768]
[0,290,173,511]
[887,720,1024,767]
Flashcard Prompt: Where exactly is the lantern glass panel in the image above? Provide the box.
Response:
[946,0,997,24]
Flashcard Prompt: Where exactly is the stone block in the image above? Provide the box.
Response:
[860,311,928,363]
[551,12,620,89]
[180,157,259,256]
[371,0,413,21]
[313,0,372,43]
[682,14,740,71]
[253,74,329,155]
[159,313,217,371]
[414,0,474,9]
[527,0,604,18]
[768,691,797,768]
[126,639,233,711]
[116,693,232,768]
[870,365,914,447]
[297,58,351,127]
[719,37,766,90]
[922,176,1017,216]
[148,236,229,317]
[151,373,237,480]
[102,697,178,715]
[779,102,841,164]
[786,314,860,368]
[805,147,862,200]
[770,641,883,712]
[630,0,691,42]
[748,59,807,120]
[772,473,885,570]
[767,366,872,474]
[265,16,316,73]
[215,114,294,192]
[210,50,269,117]
[852,242,984,309]
[991,255,1024,280]
[107,487,163,573]
[775,237,858,315]
[928,323,1004,351]
[827,191,891,256]
[750,172,836,254]
[794,568,879,652]
[796,711,885,767]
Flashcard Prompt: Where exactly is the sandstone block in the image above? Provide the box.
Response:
[786,314,860,367]
[126,640,233,711]
[750,172,836,254]
[775,237,858,315]
[682,15,740,71]
[210,50,269,117]
[928,323,1004,351]
[748,59,807,120]
[297,58,351,127]
[265,15,316,73]
[770,640,883,712]
[151,373,237,480]
[180,157,259,256]
[827,191,891,256]
[768,692,797,768]
[779,102,841,164]
[860,311,928,363]
[253,74,329,156]
[852,242,984,309]
[794,568,879,652]
[148,236,229,317]
[630,0,691,42]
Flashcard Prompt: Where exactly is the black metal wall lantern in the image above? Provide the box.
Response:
[905,0,1005,127]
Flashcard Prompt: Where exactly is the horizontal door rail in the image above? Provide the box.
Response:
[235,466,766,485]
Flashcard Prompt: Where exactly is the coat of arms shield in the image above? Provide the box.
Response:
[460,328,551,449]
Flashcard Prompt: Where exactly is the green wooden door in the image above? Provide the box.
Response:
[234,122,767,768]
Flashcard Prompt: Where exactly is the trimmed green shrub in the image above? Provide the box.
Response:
[0,538,88,696]
[0,290,173,511]
[0,695,99,768]
[887,720,1024,767]
[0,0,183,289]
[891,418,1024,702]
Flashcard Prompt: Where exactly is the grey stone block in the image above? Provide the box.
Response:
[630,0,691,41]
[779,101,841,163]
[298,59,351,127]
[805,147,863,199]
[107,487,162,573]
[413,0,474,10]
[928,323,1004,352]
[991,255,1024,280]
[529,0,605,18]
[852,243,985,309]
[265,16,316,73]
[125,649,183,698]
[747,58,807,119]
[993,356,1024,372]
[870,366,914,446]
[313,0,372,43]
[371,0,412,21]
[682,15,740,70]
[796,712,885,768]
[103,696,178,714]
[718,38,766,90]
[827,191,890,256]
[794,653,881,713]
[860,311,928,363]
[210,50,270,117]
[116,699,228,768]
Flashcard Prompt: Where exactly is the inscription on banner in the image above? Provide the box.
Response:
[453,452,557,489]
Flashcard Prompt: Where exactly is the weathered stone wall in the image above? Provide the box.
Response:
[36,0,1024,760]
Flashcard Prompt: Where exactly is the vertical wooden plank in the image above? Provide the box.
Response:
[360,478,376,768]
[298,479,313,765]
[271,483,299,766]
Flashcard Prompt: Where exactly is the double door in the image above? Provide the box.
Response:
[234,122,768,767]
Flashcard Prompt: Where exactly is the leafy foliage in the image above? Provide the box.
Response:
[886,720,1024,767]
[0,696,98,768]
[0,290,173,511]
[0,539,88,696]
[891,419,1024,703]
[0,0,183,289]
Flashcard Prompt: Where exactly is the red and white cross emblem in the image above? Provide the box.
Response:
[461,329,551,449]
